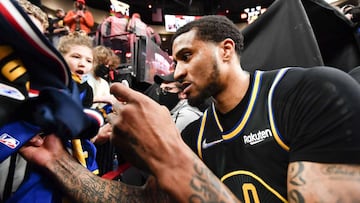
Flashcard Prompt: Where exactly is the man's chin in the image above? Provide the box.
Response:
[188,96,207,108]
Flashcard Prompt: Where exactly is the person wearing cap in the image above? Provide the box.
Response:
[64,0,94,34]
[154,73,203,132]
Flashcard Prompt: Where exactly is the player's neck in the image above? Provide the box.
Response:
[214,69,250,114]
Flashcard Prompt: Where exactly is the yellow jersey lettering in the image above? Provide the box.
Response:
[2,59,27,82]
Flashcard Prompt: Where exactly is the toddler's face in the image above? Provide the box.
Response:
[63,45,93,80]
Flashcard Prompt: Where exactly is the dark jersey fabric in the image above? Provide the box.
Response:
[181,66,360,202]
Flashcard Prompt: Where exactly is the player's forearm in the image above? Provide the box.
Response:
[288,161,360,203]
[46,153,171,203]
[151,144,241,203]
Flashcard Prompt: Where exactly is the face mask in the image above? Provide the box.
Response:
[94,64,109,78]
[80,74,89,84]
[158,91,180,110]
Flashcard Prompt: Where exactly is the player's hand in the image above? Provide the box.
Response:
[19,133,68,168]
[91,123,112,144]
[108,83,184,174]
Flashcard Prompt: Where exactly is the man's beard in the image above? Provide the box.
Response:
[188,62,221,108]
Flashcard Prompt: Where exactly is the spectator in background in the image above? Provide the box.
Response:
[127,13,147,37]
[57,31,94,108]
[48,8,69,47]
[154,73,202,132]
[100,8,129,64]
[127,12,147,54]
[90,46,120,84]
[58,32,114,177]
[15,0,48,33]
[87,45,119,174]
[88,45,118,110]
[64,0,94,34]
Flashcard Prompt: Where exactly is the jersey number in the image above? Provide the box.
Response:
[242,183,260,203]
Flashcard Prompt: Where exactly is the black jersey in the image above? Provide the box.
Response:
[181,67,360,202]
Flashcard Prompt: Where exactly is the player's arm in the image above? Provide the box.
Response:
[287,161,360,202]
[21,133,239,203]
[48,150,169,203]
[20,134,172,203]
[153,143,242,203]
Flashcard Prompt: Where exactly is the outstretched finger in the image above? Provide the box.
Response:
[110,82,146,104]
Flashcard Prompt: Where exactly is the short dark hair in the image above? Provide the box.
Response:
[171,15,244,57]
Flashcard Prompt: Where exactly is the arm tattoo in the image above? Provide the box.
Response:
[188,154,237,203]
[288,163,360,203]
[49,155,171,203]
[321,165,360,181]
[288,162,306,203]
[288,162,306,186]
[288,190,305,203]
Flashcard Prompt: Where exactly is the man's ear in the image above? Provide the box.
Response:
[220,38,235,62]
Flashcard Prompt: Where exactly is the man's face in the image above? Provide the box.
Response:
[76,2,84,10]
[172,29,222,107]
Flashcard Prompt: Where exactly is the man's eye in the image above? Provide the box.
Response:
[182,53,191,61]
[172,61,177,69]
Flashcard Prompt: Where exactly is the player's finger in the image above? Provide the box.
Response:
[110,82,143,104]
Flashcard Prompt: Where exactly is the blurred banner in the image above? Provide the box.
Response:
[241,0,360,73]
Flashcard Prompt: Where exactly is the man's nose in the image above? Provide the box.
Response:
[174,65,185,81]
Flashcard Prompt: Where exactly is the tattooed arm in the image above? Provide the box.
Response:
[51,153,170,203]
[21,133,239,203]
[20,134,171,203]
[287,161,360,203]
[146,140,241,203]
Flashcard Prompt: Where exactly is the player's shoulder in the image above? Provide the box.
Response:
[271,66,353,89]
[286,66,350,80]
[264,66,357,105]
[349,66,360,83]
